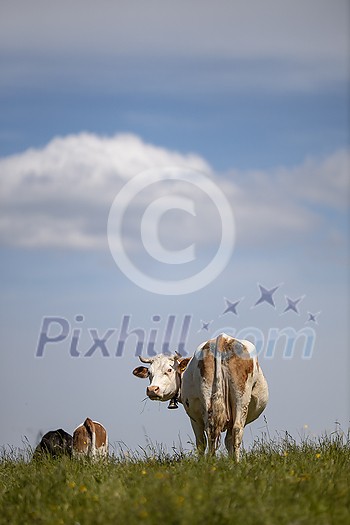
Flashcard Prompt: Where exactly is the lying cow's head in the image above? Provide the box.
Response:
[133,354,190,402]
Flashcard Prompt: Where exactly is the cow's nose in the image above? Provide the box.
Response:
[147,385,160,396]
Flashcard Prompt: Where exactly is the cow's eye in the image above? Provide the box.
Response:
[167,368,173,373]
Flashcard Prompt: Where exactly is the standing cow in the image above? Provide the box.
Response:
[133,333,268,461]
[73,418,108,459]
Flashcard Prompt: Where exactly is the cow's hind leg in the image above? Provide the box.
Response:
[232,400,251,462]
[190,419,206,455]
[207,423,221,456]
[224,427,233,455]
[226,389,251,462]
[232,424,244,462]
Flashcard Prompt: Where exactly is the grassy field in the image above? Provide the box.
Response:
[0,434,349,525]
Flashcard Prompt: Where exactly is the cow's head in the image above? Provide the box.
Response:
[133,353,190,402]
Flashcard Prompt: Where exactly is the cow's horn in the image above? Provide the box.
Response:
[139,356,154,364]
[174,350,182,360]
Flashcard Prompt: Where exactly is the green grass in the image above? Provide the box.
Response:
[0,434,349,525]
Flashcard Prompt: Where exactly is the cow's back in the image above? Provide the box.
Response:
[34,429,73,458]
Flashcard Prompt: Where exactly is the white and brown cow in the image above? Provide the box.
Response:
[73,418,108,459]
[133,333,268,461]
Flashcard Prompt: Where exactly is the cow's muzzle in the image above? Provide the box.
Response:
[147,385,161,399]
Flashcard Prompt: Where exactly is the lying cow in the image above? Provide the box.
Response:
[73,418,108,459]
[133,333,268,461]
[33,428,73,458]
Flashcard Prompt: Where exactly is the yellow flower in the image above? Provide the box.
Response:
[176,496,185,506]
[298,474,310,481]
[79,485,88,493]
[141,469,147,475]
[315,453,321,459]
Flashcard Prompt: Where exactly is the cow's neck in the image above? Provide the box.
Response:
[176,372,184,404]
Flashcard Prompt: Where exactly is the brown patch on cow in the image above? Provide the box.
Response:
[178,358,191,375]
[216,336,246,357]
[208,336,255,392]
[215,336,226,353]
[133,366,149,379]
[73,420,107,453]
[198,359,204,376]
[94,423,107,448]
[202,339,218,353]
[197,352,215,383]
[199,336,255,392]
[226,342,254,393]
[84,417,94,436]
[73,425,90,453]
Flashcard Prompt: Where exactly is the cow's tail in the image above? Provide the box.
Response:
[84,418,96,455]
[207,334,228,453]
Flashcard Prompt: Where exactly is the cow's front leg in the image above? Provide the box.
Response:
[190,419,206,455]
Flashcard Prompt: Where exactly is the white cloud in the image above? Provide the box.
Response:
[226,149,349,248]
[0,132,348,253]
[0,133,212,249]
[284,150,350,210]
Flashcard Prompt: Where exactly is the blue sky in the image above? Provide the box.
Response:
[0,0,349,452]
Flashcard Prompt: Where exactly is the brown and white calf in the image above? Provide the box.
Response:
[133,333,268,461]
[73,418,108,459]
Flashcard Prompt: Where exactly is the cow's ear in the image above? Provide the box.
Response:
[132,366,149,379]
[177,358,191,375]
